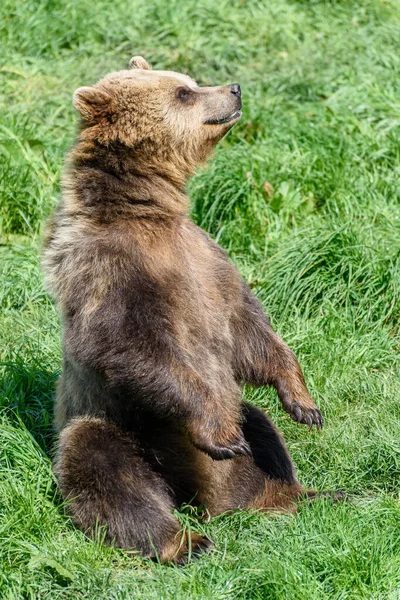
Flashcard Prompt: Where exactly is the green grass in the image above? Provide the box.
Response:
[1,0,400,598]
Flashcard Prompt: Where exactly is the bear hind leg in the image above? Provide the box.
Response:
[242,404,345,511]
[55,417,211,563]
[240,403,303,511]
[242,402,297,484]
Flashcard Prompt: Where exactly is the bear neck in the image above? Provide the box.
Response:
[64,139,191,222]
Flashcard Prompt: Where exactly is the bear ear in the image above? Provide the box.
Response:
[73,86,113,121]
[129,56,152,70]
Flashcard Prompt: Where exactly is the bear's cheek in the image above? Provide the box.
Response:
[161,108,199,143]
[111,110,159,146]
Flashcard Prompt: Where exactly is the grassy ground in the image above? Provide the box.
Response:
[1,0,400,598]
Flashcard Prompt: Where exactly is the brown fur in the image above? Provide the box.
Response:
[43,57,334,564]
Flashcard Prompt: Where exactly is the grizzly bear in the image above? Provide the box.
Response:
[43,56,339,564]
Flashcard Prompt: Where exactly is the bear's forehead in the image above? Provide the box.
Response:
[101,69,197,89]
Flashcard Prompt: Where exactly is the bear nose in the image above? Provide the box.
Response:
[230,83,241,97]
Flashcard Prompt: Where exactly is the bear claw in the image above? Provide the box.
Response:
[289,403,324,430]
[174,535,214,566]
[190,433,252,461]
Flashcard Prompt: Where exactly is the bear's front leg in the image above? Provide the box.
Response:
[137,365,252,461]
[231,282,323,429]
[266,340,323,429]
[186,398,252,460]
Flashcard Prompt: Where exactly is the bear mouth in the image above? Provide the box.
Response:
[204,110,242,125]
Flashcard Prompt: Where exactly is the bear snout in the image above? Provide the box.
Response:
[229,83,241,98]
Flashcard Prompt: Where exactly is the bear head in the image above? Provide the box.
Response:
[72,56,242,180]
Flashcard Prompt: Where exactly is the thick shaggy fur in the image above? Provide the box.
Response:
[43,57,330,563]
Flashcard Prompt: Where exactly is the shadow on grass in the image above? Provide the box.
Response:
[0,359,58,454]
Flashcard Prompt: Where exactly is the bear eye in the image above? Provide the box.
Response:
[176,87,191,102]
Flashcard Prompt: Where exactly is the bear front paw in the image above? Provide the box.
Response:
[188,425,252,461]
[286,402,323,430]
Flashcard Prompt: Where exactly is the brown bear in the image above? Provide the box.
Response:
[43,56,338,564]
